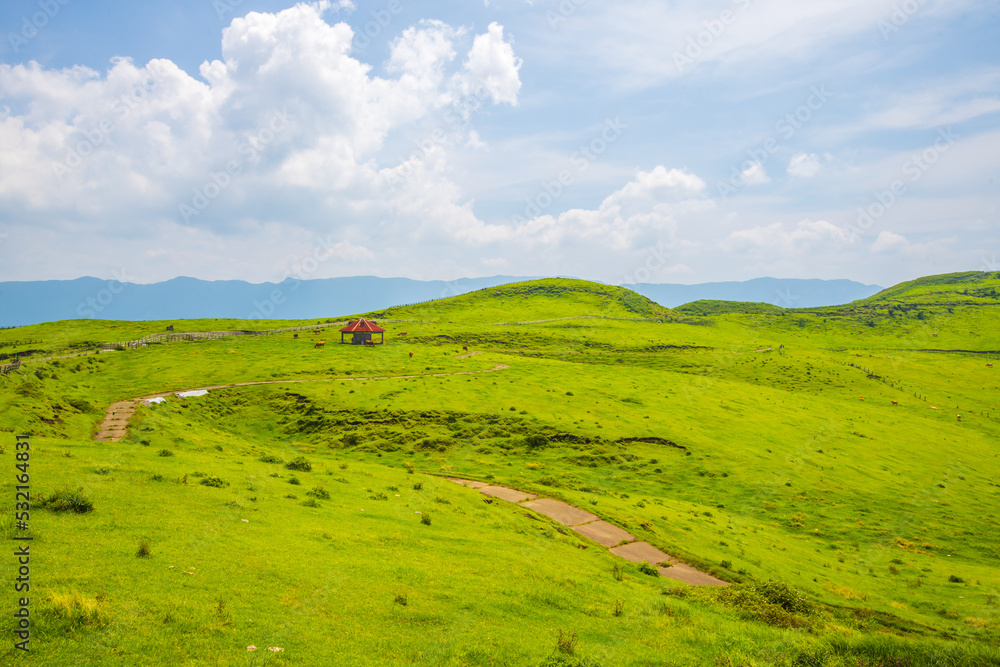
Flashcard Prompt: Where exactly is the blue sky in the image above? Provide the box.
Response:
[0,0,997,287]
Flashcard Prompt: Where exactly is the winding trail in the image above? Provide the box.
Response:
[445,478,728,587]
[94,362,510,442]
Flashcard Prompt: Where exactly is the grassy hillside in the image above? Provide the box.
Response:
[1,275,999,666]
[675,300,785,316]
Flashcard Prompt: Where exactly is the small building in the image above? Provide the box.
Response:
[340,318,385,345]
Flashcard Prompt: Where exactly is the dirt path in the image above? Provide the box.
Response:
[94,363,510,442]
[446,478,728,588]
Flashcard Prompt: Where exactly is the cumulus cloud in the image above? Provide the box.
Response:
[787,153,822,178]
[454,22,523,106]
[0,4,525,247]
[870,231,909,254]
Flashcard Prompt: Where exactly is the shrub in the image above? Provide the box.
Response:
[37,488,94,514]
[136,541,151,558]
[288,476,301,485]
[369,492,388,501]
[421,513,431,525]
[394,593,407,606]
[285,456,312,472]
[301,498,320,508]
[637,561,659,577]
[613,600,624,617]
[157,449,175,457]
[525,434,548,449]
[613,563,624,581]
[150,474,163,482]
[307,486,330,500]
[413,482,423,491]
[199,476,226,488]
[949,575,965,584]
[258,454,283,464]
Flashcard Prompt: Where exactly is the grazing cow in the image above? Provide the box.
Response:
[293,333,298,339]
[408,351,413,358]
[856,353,863,357]
[314,341,325,348]
[400,332,408,336]
[957,414,962,421]
[891,400,898,406]
[988,363,994,368]
[363,340,376,347]
[462,346,468,352]
[859,396,865,401]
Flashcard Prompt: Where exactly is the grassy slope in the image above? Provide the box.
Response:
[1,275,999,666]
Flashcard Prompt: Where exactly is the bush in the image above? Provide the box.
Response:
[136,541,151,558]
[525,434,548,449]
[288,476,301,485]
[421,513,431,525]
[307,486,330,500]
[413,482,423,491]
[948,575,965,584]
[637,561,659,577]
[157,449,174,457]
[199,476,227,488]
[301,498,320,508]
[37,488,94,514]
[285,456,312,472]
[258,454,283,464]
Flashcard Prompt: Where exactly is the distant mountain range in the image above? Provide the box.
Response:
[627,277,883,309]
[0,276,883,327]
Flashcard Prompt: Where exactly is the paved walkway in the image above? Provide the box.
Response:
[94,362,509,442]
[446,478,729,587]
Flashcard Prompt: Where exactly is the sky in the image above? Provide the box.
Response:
[0,0,998,288]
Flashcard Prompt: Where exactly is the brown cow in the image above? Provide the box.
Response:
[957,414,962,421]
[408,351,413,358]
[988,363,994,368]
[315,341,325,348]
[363,340,376,347]
[891,400,898,406]
[462,346,468,352]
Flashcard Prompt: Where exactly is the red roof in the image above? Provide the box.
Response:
[340,318,385,333]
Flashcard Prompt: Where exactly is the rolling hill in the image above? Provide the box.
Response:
[0,272,998,666]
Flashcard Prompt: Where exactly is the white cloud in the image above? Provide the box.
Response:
[870,231,909,254]
[741,161,770,185]
[788,153,822,178]
[454,22,523,106]
[728,219,850,254]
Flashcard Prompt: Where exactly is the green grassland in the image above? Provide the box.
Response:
[1,274,999,666]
